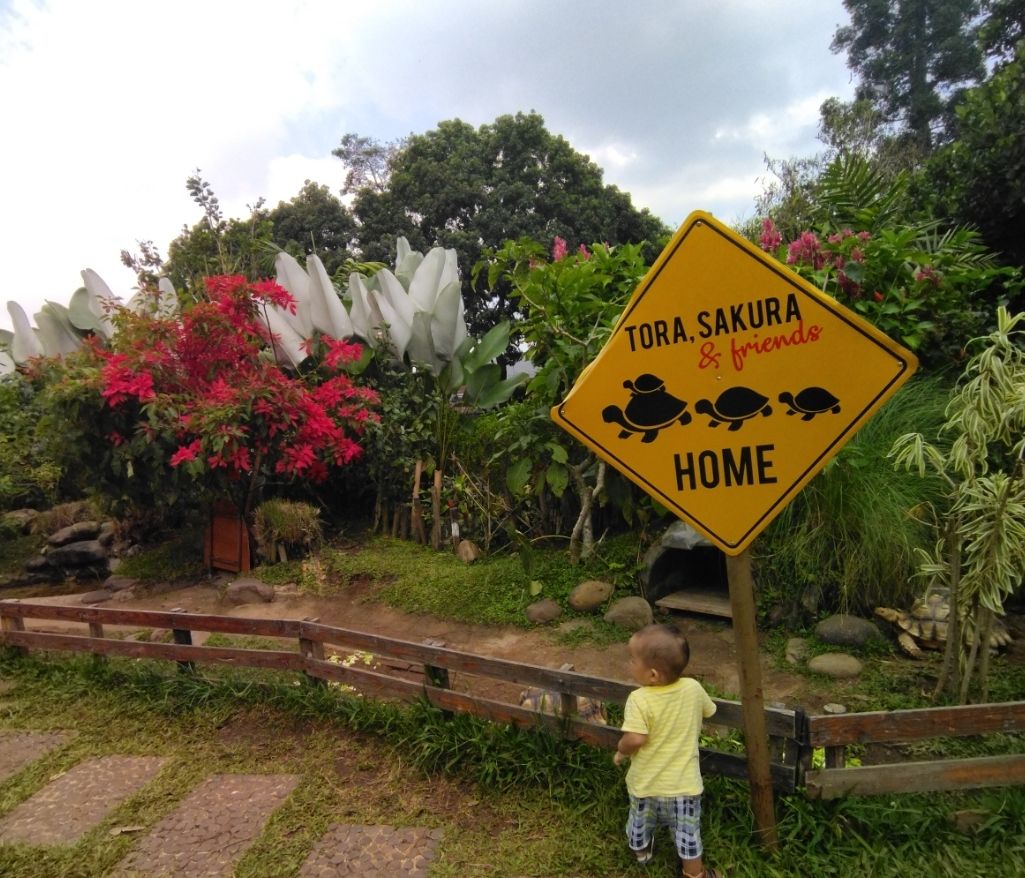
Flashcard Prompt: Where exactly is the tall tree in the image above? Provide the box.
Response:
[340,113,668,341]
[979,0,1025,65]
[267,181,358,276]
[924,46,1025,267]
[831,0,985,150]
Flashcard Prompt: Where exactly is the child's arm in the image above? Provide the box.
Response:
[614,731,647,766]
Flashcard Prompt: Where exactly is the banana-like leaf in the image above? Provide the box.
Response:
[368,287,411,362]
[306,254,354,339]
[406,310,438,371]
[8,301,43,362]
[476,373,528,409]
[258,304,308,368]
[35,303,83,356]
[439,356,464,396]
[68,286,107,335]
[407,246,448,312]
[464,362,500,402]
[373,269,416,332]
[464,321,511,373]
[79,269,116,337]
[0,328,12,349]
[347,274,376,342]
[431,281,464,359]
[274,252,314,337]
[0,350,14,375]
[156,278,179,318]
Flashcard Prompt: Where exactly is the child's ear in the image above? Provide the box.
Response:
[648,667,661,684]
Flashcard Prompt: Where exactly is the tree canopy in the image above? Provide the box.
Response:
[343,112,669,340]
[831,0,985,149]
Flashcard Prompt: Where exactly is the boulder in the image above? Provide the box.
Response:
[80,590,111,605]
[103,575,138,592]
[525,599,562,624]
[2,508,38,534]
[807,652,863,679]
[785,637,810,665]
[24,555,53,573]
[568,580,614,613]
[48,521,102,547]
[815,614,882,648]
[226,578,275,605]
[46,540,108,568]
[603,597,653,632]
[97,521,117,547]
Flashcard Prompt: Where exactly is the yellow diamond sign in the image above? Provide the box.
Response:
[551,211,918,555]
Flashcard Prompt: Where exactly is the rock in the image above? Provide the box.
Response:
[2,508,38,533]
[807,652,863,679]
[103,575,138,592]
[110,588,136,602]
[822,703,848,714]
[815,614,882,648]
[80,590,112,605]
[568,580,614,613]
[226,578,275,605]
[24,555,53,573]
[455,539,481,563]
[107,557,123,573]
[98,521,117,547]
[603,597,653,631]
[47,521,102,547]
[525,599,562,624]
[46,540,108,568]
[785,637,809,665]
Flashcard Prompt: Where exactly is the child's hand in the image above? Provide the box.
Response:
[613,751,627,767]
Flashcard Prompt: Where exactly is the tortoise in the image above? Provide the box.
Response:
[519,663,608,725]
[778,386,841,421]
[874,588,1013,659]
[694,386,772,431]
[602,373,691,443]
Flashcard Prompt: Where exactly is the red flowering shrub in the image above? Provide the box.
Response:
[81,274,377,516]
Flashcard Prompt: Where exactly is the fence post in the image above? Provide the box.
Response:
[299,618,326,687]
[169,608,195,674]
[0,602,27,657]
[422,638,452,718]
[87,620,106,666]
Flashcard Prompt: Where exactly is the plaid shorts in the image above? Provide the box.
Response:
[625,793,703,860]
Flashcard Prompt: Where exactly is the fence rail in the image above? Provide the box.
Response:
[5,598,1024,800]
[805,701,1025,799]
[0,598,803,792]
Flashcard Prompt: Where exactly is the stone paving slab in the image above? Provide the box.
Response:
[299,824,444,877]
[0,755,168,846]
[0,730,73,785]
[115,773,299,877]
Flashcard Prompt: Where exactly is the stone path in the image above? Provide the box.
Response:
[113,773,299,877]
[0,733,448,875]
[299,825,444,877]
[0,729,73,784]
[0,755,168,845]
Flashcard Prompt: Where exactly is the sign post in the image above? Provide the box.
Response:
[551,211,917,845]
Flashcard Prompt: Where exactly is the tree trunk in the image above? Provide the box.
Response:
[568,459,605,563]
[934,521,962,700]
[431,469,442,550]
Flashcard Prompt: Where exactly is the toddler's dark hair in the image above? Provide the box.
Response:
[632,622,690,681]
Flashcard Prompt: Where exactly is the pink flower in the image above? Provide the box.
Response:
[786,231,825,269]
[169,439,203,467]
[759,218,782,251]
[552,236,568,262]
[578,243,591,260]
[873,291,885,302]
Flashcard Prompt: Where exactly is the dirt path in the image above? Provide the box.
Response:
[101,579,813,707]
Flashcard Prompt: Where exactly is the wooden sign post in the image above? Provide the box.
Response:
[550,211,918,845]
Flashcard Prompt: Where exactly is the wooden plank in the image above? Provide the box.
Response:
[806,753,1025,799]
[808,701,1025,747]
[300,620,797,737]
[0,601,301,638]
[655,586,733,618]
[2,630,305,671]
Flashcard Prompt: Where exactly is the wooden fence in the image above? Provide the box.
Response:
[0,599,804,792]
[805,700,1025,799]
[4,598,1024,800]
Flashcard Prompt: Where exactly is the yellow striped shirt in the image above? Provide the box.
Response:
[621,677,717,797]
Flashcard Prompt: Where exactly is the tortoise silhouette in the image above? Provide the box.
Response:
[694,387,771,431]
[778,387,841,421]
[601,373,691,443]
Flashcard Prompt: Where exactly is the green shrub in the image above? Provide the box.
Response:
[252,499,323,563]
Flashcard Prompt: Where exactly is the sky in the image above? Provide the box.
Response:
[0,0,855,332]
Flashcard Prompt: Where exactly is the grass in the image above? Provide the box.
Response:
[2,650,1025,877]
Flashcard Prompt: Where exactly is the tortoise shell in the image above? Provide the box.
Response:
[697,386,771,421]
[780,386,840,415]
[518,687,608,725]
